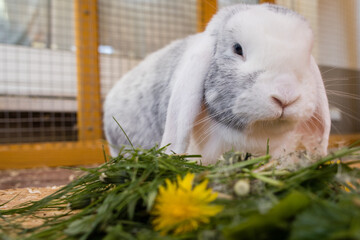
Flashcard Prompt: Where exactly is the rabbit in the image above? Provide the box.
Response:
[103,3,331,164]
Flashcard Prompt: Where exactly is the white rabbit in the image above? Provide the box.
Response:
[104,4,331,164]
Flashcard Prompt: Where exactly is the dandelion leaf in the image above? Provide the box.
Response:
[290,196,360,240]
[64,215,97,237]
[224,191,310,240]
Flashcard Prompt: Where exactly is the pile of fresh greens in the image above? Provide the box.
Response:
[0,143,360,240]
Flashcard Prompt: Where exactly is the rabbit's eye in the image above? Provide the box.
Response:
[233,43,243,56]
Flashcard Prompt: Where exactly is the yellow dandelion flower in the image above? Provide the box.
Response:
[151,173,223,235]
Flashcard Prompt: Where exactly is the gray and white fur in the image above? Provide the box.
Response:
[104,4,331,164]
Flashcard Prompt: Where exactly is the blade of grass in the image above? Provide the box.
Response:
[112,116,135,150]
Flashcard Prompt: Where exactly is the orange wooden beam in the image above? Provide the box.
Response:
[74,0,102,141]
[197,0,218,32]
[0,141,107,169]
[260,0,276,3]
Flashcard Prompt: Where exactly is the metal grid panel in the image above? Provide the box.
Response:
[98,0,198,98]
[0,0,202,168]
[0,0,77,144]
[0,0,199,145]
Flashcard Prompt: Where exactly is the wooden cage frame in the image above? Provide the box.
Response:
[0,0,358,169]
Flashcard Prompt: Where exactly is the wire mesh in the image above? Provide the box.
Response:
[0,0,199,145]
[98,0,198,97]
[0,0,76,144]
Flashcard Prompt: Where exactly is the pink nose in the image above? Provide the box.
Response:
[271,95,299,109]
[271,73,300,109]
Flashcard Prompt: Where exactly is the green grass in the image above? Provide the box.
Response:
[1,144,360,240]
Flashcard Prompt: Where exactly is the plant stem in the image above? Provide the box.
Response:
[242,168,284,187]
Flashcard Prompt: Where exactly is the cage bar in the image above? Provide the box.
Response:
[74,0,102,141]
[0,140,105,169]
[0,0,106,169]
[197,0,218,32]
[260,0,276,3]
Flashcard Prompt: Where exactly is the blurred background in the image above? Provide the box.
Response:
[0,0,359,169]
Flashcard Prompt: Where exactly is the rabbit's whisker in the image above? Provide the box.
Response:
[325,83,360,88]
[328,103,360,123]
[194,110,239,148]
[191,111,217,127]
[320,67,339,75]
[327,90,360,101]
[329,101,360,118]
[324,76,360,81]
[196,121,222,148]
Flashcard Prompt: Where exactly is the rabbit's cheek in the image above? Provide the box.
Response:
[205,89,219,103]
[204,98,250,131]
[203,65,257,131]
[298,101,316,119]
[204,87,251,131]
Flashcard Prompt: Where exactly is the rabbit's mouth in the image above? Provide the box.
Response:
[210,116,296,136]
[204,100,298,133]
[249,119,297,135]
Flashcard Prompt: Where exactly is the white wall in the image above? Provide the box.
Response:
[0,44,140,111]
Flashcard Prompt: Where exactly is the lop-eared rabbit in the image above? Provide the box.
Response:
[104,4,331,164]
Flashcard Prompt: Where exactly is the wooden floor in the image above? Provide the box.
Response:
[0,186,64,231]
[0,167,85,223]
[0,167,84,190]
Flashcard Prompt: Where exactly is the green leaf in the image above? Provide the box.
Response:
[146,190,158,212]
[104,224,136,240]
[64,215,97,237]
[127,198,138,220]
[224,191,311,240]
[290,196,360,240]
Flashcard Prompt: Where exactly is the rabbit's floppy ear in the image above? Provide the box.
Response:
[160,33,215,153]
[296,57,331,155]
[160,5,246,153]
